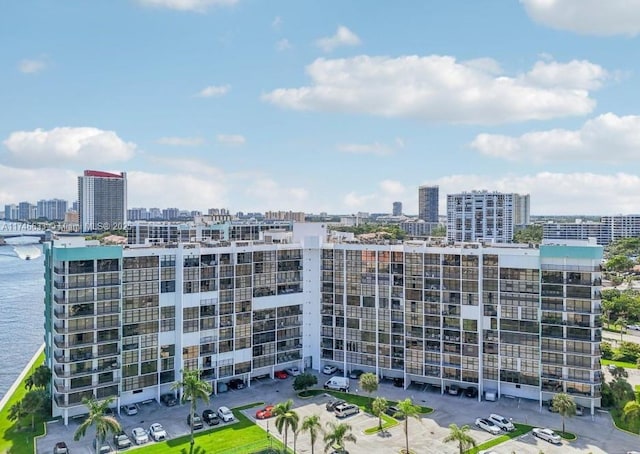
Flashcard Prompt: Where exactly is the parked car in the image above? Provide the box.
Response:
[161,393,177,406]
[93,440,115,454]
[218,382,229,393]
[218,406,234,422]
[229,378,245,389]
[448,384,461,396]
[385,405,403,419]
[274,370,289,379]
[488,414,514,431]
[348,369,364,379]
[256,405,275,419]
[326,400,346,412]
[546,401,559,413]
[323,365,338,375]
[113,432,133,449]
[53,442,69,454]
[608,364,618,372]
[123,404,138,416]
[286,367,301,376]
[392,377,404,388]
[187,414,204,430]
[334,403,360,418]
[202,409,220,425]
[464,386,478,398]
[475,417,501,435]
[576,404,584,416]
[131,427,149,445]
[532,427,562,444]
[149,423,167,441]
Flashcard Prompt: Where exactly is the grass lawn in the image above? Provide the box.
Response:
[0,350,46,454]
[134,403,290,454]
[601,358,637,369]
[465,423,534,454]
[612,407,640,435]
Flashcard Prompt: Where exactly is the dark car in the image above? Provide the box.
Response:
[326,400,346,411]
[393,377,404,388]
[229,378,245,390]
[202,409,220,425]
[348,369,364,379]
[53,442,69,454]
[161,393,177,406]
[187,414,204,430]
[113,432,132,450]
[464,386,478,398]
[385,405,403,419]
[546,401,559,413]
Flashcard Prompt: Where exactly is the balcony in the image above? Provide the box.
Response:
[54,376,119,393]
[54,323,95,335]
[54,336,94,349]
[54,362,119,378]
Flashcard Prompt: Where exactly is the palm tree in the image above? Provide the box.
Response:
[274,399,299,453]
[394,398,421,454]
[371,396,388,432]
[172,369,212,454]
[358,373,378,397]
[623,400,640,429]
[22,389,47,430]
[299,414,323,454]
[616,316,628,342]
[73,396,121,454]
[443,423,477,454]
[551,392,576,434]
[25,365,51,391]
[323,421,356,454]
[8,400,27,429]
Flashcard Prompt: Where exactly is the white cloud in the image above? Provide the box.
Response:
[315,26,361,53]
[156,136,204,146]
[337,138,403,156]
[216,134,245,145]
[18,58,47,74]
[521,0,640,36]
[243,177,309,210]
[0,166,77,204]
[343,180,405,211]
[379,180,405,196]
[271,16,283,30]
[470,113,640,163]
[197,84,230,98]
[137,0,237,13]
[2,127,135,168]
[276,39,292,51]
[263,56,606,124]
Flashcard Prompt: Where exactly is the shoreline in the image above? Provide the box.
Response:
[0,343,44,412]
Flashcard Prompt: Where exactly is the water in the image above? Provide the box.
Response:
[0,221,45,400]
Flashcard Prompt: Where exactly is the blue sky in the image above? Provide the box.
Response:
[2,0,640,216]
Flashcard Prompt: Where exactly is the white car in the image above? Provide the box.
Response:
[533,427,562,444]
[123,404,138,416]
[149,423,167,441]
[488,413,514,431]
[475,417,501,435]
[323,365,338,375]
[286,367,301,376]
[217,406,234,422]
[131,427,149,445]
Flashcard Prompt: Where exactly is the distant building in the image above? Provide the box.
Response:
[543,215,640,246]
[78,170,127,232]
[446,191,530,243]
[127,207,149,221]
[418,185,439,222]
[4,204,18,221]
[265,211,305,222]
[392,201,402,216]
[162,208,180,220]
[18,201,36,221]
[400,219,441,237]
[37,199,68,221]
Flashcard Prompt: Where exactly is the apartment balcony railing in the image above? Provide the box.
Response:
[54,376,119,393]
[54,323,95,335]
[54,362,119,378]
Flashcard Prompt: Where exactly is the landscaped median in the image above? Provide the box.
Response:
[298,389,433,435]
[464,423,576,454]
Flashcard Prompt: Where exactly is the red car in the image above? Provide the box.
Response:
[274,370,288,379]
[256,405,275,419]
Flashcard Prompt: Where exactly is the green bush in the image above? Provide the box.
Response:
[615,342,640,363]
[601,342,614,360]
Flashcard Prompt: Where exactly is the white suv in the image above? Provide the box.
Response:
[218,406,234,422]
[488,414,514,431]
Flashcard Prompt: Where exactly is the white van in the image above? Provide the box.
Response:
[324,376,350,391]
[334,403,359,418]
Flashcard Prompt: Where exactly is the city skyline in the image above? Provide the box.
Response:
[2,1,640,214]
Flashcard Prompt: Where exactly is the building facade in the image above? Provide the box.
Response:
[78,170,127,233]
[418,185,439,222]
[447,191,530,244]
[37,199,68,221]
[392,202,403,217]
[542,215,640,246]
[44,227,603,424]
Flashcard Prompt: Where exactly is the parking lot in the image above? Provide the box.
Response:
[38,371,640,454]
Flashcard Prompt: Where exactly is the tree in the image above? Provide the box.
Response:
[299,414,323,454]
[172,369,212,454]
[616,316,629,342]
[371,396,388,432]
[610,376,635,408]
[73,397,121,454]
[513,225,543,244]
[274,399,299,454]
[443,423,477,454]
[323,421,356,454]
[623,400,640,429]
[394,398,421,454]
[22,389,47,430]
[358,373,378,397]
[8,400,27,429]
[430,224,446,237]
[293,373,318,393]
[25,365,51,391]
[551,393,576,434]
[605,255,635,273]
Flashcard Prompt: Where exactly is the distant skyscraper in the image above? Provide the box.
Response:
[418,185,439,222]
[78,170,127,232]
[37,199,68,221]
[392,201,402,216]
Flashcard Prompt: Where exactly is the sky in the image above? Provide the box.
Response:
[2,0,640,216]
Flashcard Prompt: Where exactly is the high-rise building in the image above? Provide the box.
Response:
[78,170,127,232]
[446,191,530,243]
[18,201,36,221]
[37,199,68,221]
[44,227,603,424]
[392,201,402,216]
[418,185,439,222]
[4,204,18,221]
